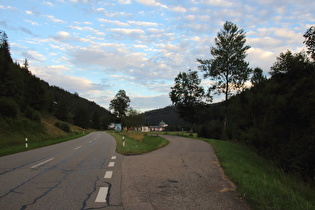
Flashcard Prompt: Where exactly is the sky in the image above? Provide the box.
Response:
[0,0,314,112]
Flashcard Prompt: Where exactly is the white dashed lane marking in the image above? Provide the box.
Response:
[95,156,117,203]
[104,171,113,179]
[74,146,82,150]
[95,187,108,203]
[31,158,54,169]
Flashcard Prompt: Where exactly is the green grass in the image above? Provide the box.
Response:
[199,138,315,210]
[109,132,169,155]
[0,115,91,156]
[0,132,89,156]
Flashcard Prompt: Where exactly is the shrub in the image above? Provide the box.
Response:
[24,106,40,121]
[55,121,70,132]
[0,97,18,118]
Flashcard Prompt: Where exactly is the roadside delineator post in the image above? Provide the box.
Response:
[122,136,126,147]
[25,138,28,149]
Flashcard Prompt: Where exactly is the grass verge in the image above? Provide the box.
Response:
[0,132,89,157]
[109,132,169,155]
[199,138,315,210]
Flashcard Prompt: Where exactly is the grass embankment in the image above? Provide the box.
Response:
[200,138,315,210]
[0,116,89,156]
[154,131,314,209]
[109,132,169,155]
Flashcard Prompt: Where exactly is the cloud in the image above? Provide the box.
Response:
[44,15,66,23]
[130,94,171,111]
[43,1,54,7]
[94,7,132,17]
[128,20,158,27]
[109,28,145,35]
[19,27,37,36]
[21,50,46,62]
[97,18,130,27]
[201,0,233,7]
[136,0,168,9]
[24,20,39,25]
[31,64,110,96]
[52,31,71,41]
[170,6,187,13]
[118,0,132,4]
[247,48,275,73]
[0,5,17,11]
[71,46,148,70]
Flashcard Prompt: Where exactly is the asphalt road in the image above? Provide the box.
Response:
[0,132,123,210]
[121,135,249,210]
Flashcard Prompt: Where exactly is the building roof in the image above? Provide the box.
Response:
[159,120,165,125]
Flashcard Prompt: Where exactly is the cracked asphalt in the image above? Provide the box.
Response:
[0,132,122,210]
[121,135,249,210]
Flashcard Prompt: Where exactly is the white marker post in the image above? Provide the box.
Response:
[122,136,126,147]
[25,138,28,149]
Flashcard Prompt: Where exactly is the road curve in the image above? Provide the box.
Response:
[0,132,123,210]
[121,135,249,210]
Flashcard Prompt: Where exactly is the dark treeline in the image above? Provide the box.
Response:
[167,23,315,184]
[195,52,315,183]
[143,106,189,130]
[0,30,112,130]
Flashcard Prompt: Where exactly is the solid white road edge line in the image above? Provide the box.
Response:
[108,162,115,167]
[31,158,54,169]
[74,146,82,150]
[104,171,113,179]
[95,187,108,203]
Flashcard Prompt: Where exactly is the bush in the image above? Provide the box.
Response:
[197,121,222,139]
[24,106,40,121]
[55,121,70,132]
[0,97,18,118]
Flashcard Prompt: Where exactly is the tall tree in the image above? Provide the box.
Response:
[269,50,310,77]
[0,30,12,63]
[197,21,251,138]
[251,67,266,85]
[109,90,130,125]
[169,69,207,132]
[124,108,144,129]
[92,111,101,130]
[73,106,90,129]
[303,26,315,60]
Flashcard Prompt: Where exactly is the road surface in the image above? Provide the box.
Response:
[121,135,249,209]
[0,132,123,210]
[1,133,249,210]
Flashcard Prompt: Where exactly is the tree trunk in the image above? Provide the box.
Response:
[223,77,229,140]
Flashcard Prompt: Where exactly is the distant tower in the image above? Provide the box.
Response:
[159,120,168,128]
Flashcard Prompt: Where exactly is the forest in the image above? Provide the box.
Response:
[169,23,315,184]
[0,30,112,139]
[195,56,315,183]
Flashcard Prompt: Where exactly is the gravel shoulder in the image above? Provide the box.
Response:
[121,135,249,210]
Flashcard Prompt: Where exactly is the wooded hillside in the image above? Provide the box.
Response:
[0,30,112,135]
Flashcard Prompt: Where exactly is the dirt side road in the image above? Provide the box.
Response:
[121,135,249,210]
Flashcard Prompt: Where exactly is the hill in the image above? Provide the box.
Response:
[143,106,189,130]
[195,50,315,183]
[0,30,112,149]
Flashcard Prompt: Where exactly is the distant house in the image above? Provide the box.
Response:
[141,126,150,132]
[130,120,168,132]
[149,120,168,132]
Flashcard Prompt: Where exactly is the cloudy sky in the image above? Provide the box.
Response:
[1,0,314,111]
